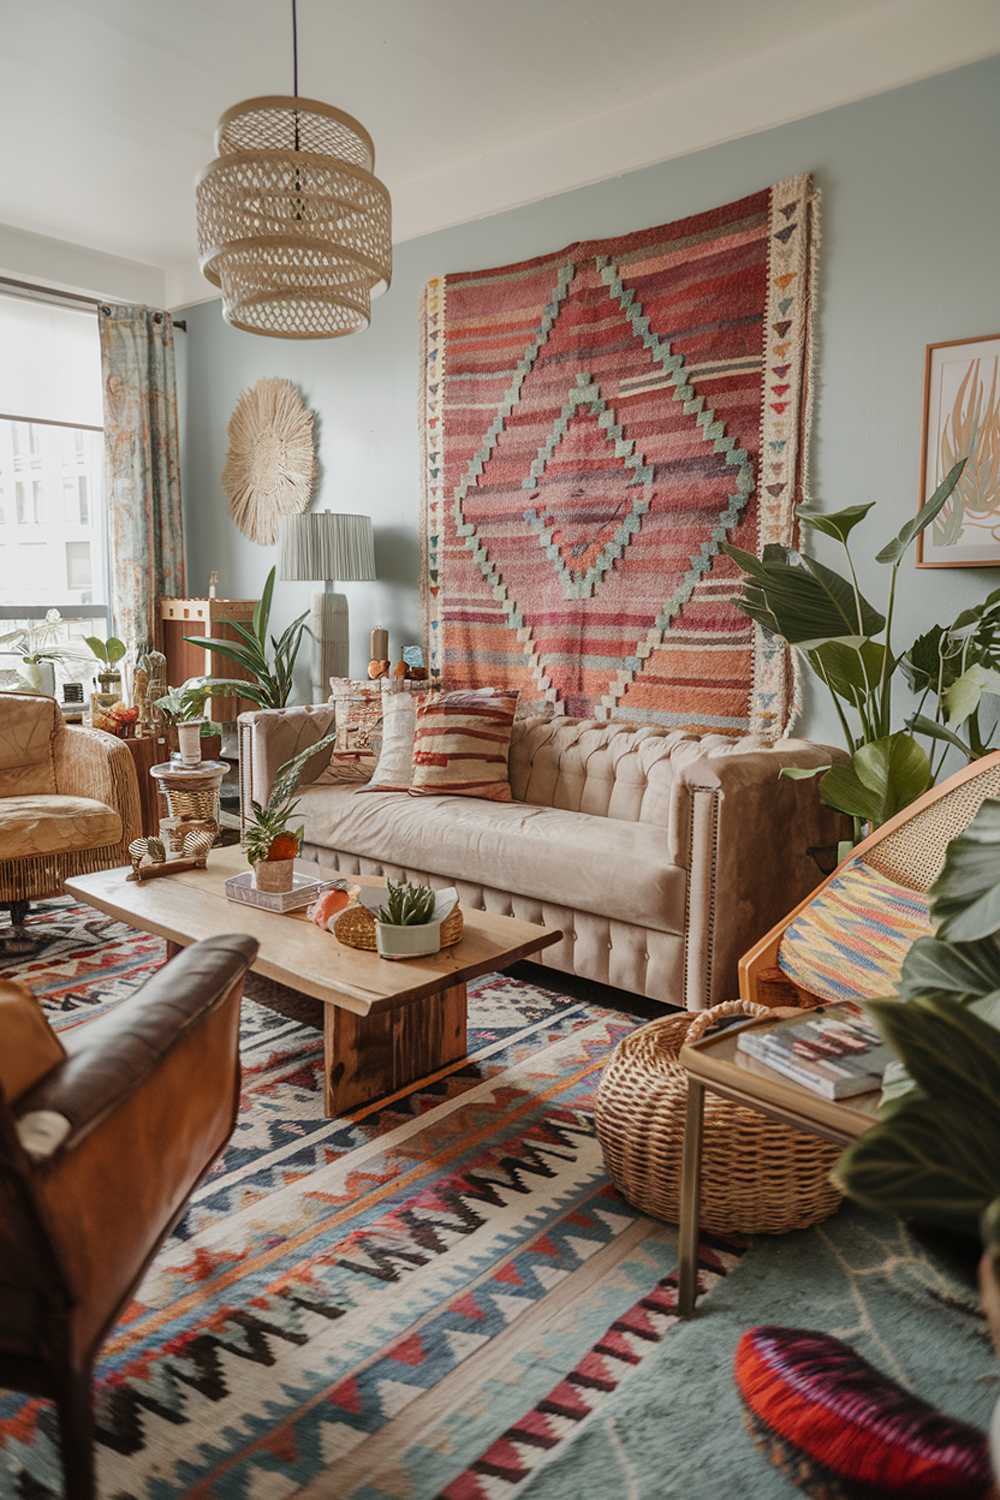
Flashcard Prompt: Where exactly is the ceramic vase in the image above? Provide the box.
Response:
[19,660,56,696]
[375,919,442,961]
[176,721,203,767]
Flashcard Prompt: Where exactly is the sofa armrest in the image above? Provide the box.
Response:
[15,935,257,1356]
[55,725,142,847]
[667,737,848,1010]
[238,705,337,836]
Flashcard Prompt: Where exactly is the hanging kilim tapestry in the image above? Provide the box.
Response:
[421,173,819,737]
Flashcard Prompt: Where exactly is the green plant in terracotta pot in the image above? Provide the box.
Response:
[243,729,339,893]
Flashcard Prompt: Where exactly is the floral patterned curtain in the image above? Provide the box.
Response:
[99,305,185,650]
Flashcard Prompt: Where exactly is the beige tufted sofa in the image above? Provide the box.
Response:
[239,706,843,1010]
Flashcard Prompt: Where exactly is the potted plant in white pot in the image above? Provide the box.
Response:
[1,610,86,696]
[155,680,211,766]
[359,879,458,960]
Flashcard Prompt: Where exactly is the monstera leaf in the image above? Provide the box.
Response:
[721,542,884,648]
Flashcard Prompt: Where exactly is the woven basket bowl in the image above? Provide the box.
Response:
[594,1000,842,1236]
[334,902,464,953]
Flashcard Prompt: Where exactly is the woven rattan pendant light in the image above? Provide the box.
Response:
[196,0,391,339]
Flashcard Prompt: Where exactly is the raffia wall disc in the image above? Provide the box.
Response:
[222,377,316,545]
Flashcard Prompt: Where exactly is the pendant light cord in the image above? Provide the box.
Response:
[291,0,299,97]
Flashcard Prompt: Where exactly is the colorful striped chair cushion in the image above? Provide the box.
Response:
[409,689,520,801]
[735,1326,992,1497]
[778,857,931,1005]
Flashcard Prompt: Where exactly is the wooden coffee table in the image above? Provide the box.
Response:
[676,1009,883,1315]
[66,847,561,1117]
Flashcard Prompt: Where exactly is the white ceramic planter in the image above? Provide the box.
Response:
[19,660,56,696]
[176,721,203,767]
[253,857,296,893]
[375,919,442,960]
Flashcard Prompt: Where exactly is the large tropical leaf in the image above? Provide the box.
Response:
[932,797,1000,941]
[906,712,972,759]
[943,663,988,726]
[833,1092,1000,1235]
[722,543,884,648]
[795,501,876,544]
[899,933,1000,1015]
[194,676,271,709]
[874,458,966,564]
[183,633,266,679]
[819,733,929,826]
[808,640,888,705]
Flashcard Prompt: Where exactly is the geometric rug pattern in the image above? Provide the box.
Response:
[2,899,993,1499]
[422,175,818,737]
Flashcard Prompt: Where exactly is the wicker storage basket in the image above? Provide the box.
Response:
[334,902,464,953]
[595,1000,842,1235]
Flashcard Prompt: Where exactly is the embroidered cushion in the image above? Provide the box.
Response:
[735,1325,992,1497]
[409,689,520,801]
[778,858,931,1005]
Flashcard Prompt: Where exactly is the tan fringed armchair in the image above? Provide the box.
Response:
[0,693,141,929]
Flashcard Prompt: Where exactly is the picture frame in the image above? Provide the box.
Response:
[917,332,1000,568]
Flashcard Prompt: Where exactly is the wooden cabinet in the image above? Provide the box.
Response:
[160,597,257,721]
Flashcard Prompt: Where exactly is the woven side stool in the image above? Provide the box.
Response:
[595,1000,842,1236]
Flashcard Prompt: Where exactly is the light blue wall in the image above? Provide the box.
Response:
[178,56,1000,743]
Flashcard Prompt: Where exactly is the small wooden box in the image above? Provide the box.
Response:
[160,597,257,721]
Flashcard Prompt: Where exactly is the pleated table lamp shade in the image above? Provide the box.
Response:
[279,512,376,699]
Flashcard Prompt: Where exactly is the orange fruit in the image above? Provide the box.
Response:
[267,832,300,861]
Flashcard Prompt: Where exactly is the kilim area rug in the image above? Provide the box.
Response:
[2,901,993,1499]
[421,175,819,738]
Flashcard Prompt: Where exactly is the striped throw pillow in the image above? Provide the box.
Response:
[409,689,520,800]
[778,857,931,1005]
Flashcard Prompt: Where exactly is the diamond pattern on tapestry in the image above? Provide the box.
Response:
[422,176,818,735]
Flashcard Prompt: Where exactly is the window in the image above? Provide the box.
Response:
[0,293,108,690]
[0,295,107,612]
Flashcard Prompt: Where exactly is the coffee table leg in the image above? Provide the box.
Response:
[677,1076,705,1316]
[165,940,181,961]
[324,981,468,1117]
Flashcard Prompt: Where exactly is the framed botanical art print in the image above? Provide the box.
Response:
[918,332,1000,567]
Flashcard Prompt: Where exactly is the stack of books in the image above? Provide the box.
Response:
[736,1003,892,1099]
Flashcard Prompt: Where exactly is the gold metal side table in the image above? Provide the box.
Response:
[676,1013,881,1316]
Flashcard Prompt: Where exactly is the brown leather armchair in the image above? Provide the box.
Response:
[0,933,258,1500]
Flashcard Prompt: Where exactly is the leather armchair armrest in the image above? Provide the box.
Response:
[54,725,142,846]
[15,935,258,1361]
[15,934,258,1158]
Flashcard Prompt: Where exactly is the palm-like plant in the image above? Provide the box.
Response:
[187,567,308,710]
[243,728,338,865]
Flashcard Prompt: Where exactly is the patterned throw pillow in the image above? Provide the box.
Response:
[778,858,931,1005]
[409,689,520,801]
[735,1326,992,1497]
[361,689,429,791]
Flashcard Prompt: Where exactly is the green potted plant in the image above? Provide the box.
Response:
[357,878,458,960]
[833,797,1000,1254]
[1,610,86,696]
[719,458,1000,844]
[155,679,212,766]
[84,633,128,701]
[244,729,339,892]
[185,567,309,710]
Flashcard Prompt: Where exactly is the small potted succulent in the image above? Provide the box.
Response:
[244,729,339,893]
[359,879,458,959]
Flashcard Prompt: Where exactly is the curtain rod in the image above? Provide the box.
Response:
[0,274,187,332]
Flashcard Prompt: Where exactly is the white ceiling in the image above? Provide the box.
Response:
[1,0,998,307]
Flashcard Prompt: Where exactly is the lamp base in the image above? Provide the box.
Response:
[310,590,349,702]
